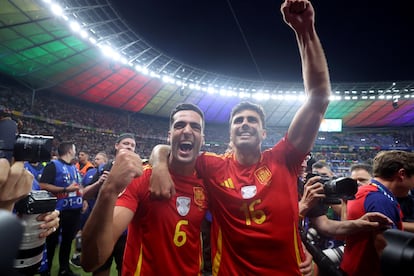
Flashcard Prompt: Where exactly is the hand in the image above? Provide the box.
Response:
[281,0,314,32]
[358,212,393,231]
[299,176,325,216]
[149,163,175,199]
[67,182,81,193]
[82,200,89,213]
[103,149,143,195]
[98,171,109,185]
[299,242,314,276]
[38,210,60,238]
[0,159,33,211]
[149,145,175,199]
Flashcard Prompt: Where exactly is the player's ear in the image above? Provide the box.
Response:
[167,131,171,144]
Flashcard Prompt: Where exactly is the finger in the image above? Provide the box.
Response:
[7,161,25,188]
[170,185,176,197]
[289,1,307,14]
[41,226,57,238]
[0,158,11,185]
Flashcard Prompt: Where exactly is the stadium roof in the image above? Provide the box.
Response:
[1,0,414,128]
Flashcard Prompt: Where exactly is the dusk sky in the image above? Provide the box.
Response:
[112,0,413,83]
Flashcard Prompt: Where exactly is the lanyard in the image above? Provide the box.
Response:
[370,179,395,202]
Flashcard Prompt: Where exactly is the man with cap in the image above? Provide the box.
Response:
[82,133,136,276]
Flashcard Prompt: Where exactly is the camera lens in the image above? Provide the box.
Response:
[13,191,57,275]
[322,245,344,266]
[13,134,53,163]
[14,214,45,275]
[330,177,358,199]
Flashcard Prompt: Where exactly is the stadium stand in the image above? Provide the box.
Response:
[1,82,413,176]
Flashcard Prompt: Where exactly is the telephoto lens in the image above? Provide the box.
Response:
[13,191,57,275]
[13,134,53,163]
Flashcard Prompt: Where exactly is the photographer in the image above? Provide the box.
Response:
[299,171,393,276]
[300,175,392,236]
[0,158,60,275]
[1,107,60,275]
[340,150,414,276]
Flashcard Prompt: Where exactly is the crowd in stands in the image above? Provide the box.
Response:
[1,81,413,176]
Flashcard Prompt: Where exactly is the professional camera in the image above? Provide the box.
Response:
[301,227,346,276]
[306,173,358,204]
[381,229,414,275]
[0,130,53,163]
[13,190,57,275]
[0,108,53,163]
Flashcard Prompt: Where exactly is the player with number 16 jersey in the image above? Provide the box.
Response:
[196,137,305,275]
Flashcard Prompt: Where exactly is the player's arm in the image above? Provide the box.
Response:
[402,221,414,233]
[281,0,331,154]
[81,149,142,272]
[310,212,392,238]
[149,144,175,198]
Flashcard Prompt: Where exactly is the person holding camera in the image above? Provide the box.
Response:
[311,161,343,219]
[299,173,392,275]
[349,163,373,186]
[40,141,82,276]
[1,157,60,236]
[0,158,60,275]
[298,157,392,276]
[340,150,414,276]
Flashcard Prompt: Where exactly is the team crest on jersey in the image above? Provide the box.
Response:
[193,187,207,208]
[241,185,257,199]
[255,166,272,185]
[176,196,191,216]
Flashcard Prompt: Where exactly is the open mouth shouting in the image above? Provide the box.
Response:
[179,141,194,154]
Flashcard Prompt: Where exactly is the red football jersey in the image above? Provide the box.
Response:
[196,137,306,275]
[116,167,207,276]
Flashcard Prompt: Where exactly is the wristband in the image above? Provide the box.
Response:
[63,187,67,193]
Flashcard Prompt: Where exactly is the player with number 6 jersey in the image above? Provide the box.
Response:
[81,103,208,276]
[117,168,207,275]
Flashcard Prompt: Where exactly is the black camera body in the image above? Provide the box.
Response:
[381,229,414,275]
[300,227,345,276]
[14,190,57,215]
[306,173,358,204]
[14,191,57,275]
[0,117,53,163]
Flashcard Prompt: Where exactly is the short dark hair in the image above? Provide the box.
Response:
[229,102,266,128]
[312,160,331,170]
[169,103,205,128]
[58,141,75,156]
[350,163,373,175]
